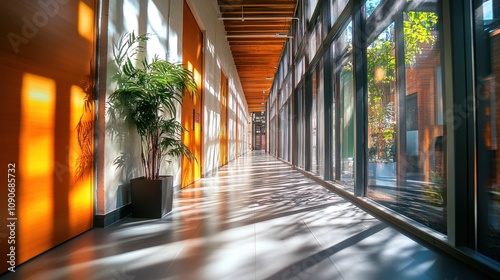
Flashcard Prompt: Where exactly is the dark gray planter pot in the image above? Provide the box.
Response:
[130,176,173,218]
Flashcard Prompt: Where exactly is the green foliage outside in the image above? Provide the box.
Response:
[367,10,438,163]
[422,170,445,206]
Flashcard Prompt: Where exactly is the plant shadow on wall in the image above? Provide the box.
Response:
[76,63,96,181]
[107,32,197,218]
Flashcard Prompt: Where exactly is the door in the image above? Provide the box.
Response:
[0,0,96,272]
[182,1,203,187]
[220,72,228,166]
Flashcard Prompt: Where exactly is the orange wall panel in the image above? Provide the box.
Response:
[182,1,203,187]
[0,0,95,273]
[220,72,228,166]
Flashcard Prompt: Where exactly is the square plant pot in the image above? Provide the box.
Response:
[130,176,173,218]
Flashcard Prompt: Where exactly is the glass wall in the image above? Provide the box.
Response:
[336,21,355,190]
[295,85,305,169]
[279,103,288,161]
[266,0,500,272]
[474,0,500,263]
[306,0,319,22]
[330,0,348,27]
[268,86,277,155]
[309,69,318,174]
[365,1,446,234]
[317,60,325,178]
[278,76,292,162]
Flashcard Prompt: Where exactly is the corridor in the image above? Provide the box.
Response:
[1,152,487,280]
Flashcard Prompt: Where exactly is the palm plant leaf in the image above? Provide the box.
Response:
[108,32,197,179]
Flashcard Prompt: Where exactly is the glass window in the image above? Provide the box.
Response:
[296,85,305,168]
[308,29,317,64]
[310,70,318,174]
[365,0,382,18]
[308,17,323,64]
[338,21,354,190]
[270,115,276,155]
[279,106,285,160]
[331,42,337,181]
[474,0,500,262]
[330,0,348,27]
[283,44,289,76]
[295,55,305,86]
[306,0,319,21]
[366,2,445,234]
[295,3,305,51]
[317,60,325,178]
[366,22,397,184]
[315,16,323,52]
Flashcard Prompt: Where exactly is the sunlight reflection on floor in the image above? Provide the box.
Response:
[3,151,488,280]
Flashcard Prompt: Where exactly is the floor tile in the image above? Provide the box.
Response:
[0,151,490,280]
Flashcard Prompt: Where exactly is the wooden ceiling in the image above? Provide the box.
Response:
[217,0,297,112]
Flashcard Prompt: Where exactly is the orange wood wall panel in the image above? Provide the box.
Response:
[0,0,95,273]
[182,1,203,187]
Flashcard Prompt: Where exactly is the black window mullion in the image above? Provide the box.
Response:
[395,11,407,191]
[324,45,334,180]
[305,74,313,171]
[446,0,476,248]
[353,0,367,197]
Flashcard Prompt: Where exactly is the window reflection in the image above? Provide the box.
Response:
[366,2,446,234]
[366,0,382,18]
[306,0,319,21]
[296,86,305,168]
[330,0,348,27]
[310,69,318,174]
[475,0,500,262]
[335,21,354,191]
[317,61,325,178]
[366,22,396,177]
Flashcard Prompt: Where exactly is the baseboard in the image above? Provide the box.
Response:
[94,204,131,228]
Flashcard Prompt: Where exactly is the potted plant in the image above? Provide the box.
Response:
[108,32,196,218]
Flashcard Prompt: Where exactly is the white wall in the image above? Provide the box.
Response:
[97,0,250,216]
[98,0,185,216]
[187,0,249,175]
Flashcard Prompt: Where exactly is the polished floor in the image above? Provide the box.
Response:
[1,151,491,280]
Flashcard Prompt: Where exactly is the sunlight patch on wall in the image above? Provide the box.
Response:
[205,80,216,98]
[69,85,93,236]
[193,69,201,93]
[124,0,139,35]
[168,30,179,62]
[229,93,236,112]
[19,73,56,263]
[197,44,202,60]
[78,1,94,41]
[206,39,215,56]
[147,1,167,60]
